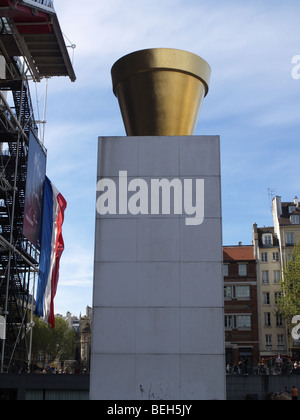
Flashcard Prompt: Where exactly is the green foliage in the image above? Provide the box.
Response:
[279,243,300,321]
[32,315,76,366]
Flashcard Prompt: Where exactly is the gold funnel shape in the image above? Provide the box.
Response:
[111,48,211,136]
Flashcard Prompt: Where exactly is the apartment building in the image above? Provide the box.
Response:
[272,195,300,359]
[273,196,300,265]
[223,245,259,370]
[253,224,287,359]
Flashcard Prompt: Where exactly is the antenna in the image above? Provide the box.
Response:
[268,188,276,213]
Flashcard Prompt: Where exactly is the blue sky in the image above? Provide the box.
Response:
[35,0,300,316]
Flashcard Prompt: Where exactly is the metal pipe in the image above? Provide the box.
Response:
[1,69,25,373]
[0,235,39,272]
[0,91,29,142]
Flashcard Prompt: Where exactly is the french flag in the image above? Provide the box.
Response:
[35,177,67,328]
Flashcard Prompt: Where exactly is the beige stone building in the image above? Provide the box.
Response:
[272,196,300,359]
[253,195,300,362]
[253,224,287,360]
[273,196,300,265]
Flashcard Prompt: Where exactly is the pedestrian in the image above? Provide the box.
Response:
[243,357,248,374]
[291,386,298,401]
[238,361,243,375]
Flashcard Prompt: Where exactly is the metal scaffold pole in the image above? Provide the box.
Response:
[0,0,75,374]
[0,63,33,373]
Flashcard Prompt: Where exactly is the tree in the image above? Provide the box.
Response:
[32,315,76,367]
[279,243,300,321]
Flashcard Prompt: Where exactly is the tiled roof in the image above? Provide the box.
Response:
[223,245,254,262]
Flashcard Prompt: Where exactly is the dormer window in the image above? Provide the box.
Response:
[290,215,300,225]
[263,234,273,245]
[289,205,296,214]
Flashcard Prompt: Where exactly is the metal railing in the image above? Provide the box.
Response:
[22,0,55,12]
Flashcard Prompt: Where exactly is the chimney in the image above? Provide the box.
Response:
[294,196,299,206]
[238,241,242,246]
[273,196,282,218]
[111,48,211,136]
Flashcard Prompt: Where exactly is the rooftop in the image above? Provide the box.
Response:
[278,202,300,227]
[254,225,280,247]
[223,245,255,262]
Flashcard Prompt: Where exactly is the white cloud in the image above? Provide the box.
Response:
[54,0,300,85]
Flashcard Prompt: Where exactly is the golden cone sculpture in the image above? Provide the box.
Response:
[111,48,211,136]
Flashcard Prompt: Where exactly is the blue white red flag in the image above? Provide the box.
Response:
[35,177,67,328]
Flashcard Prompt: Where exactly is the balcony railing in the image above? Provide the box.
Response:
[22,0,55,12]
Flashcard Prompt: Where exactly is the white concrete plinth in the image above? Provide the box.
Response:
[90,136,225,400]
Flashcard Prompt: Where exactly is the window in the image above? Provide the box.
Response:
[274,270,281,284]
[224,286,233,299]
[275,292,281,305]
[266,334,272,348]
[225,315,252,330]
[276,313,283,327]
[264,313,271,327]
[236,286,250,299]
[262,271,269,284]
[291,215,300,225]
[266,334,272,345]
[37,353,45,363]
[289,205,296,214]
[261,252,268,262]
[225,316,233,329]
[263,292,270,305]
[237,315,251,329]
[238,264,247,276]
[224,285,250,300]
[263,234,273,245]
[223,264,229,277]
[286,232,295,246]
[273,252,279,262]
[277,335,284,347]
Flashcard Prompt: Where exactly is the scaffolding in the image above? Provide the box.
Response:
[0,0,75,372]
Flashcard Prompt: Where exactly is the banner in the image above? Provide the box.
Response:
[23,131,46,250]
